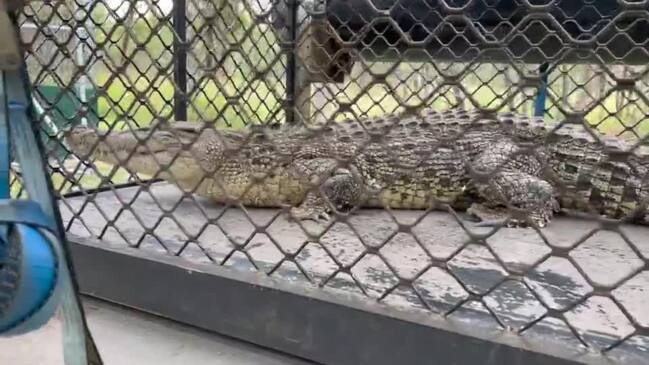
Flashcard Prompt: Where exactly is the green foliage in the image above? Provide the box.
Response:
[26,2,649,139]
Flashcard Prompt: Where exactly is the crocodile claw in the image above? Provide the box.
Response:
[467,203,552,228]
[289,206,331,223]
[473,219,517,228]
[473,218,546,229]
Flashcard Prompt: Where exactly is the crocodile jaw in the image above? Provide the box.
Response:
[63,125,206,183]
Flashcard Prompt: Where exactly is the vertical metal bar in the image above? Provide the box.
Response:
[285,0,298,124]
[173,0,188,121]
[534,62,549,117]
[0,73,9,199]
[77,0,96,127]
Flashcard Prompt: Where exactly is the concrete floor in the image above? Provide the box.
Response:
[0,297,315,365]
[56,183,649,362]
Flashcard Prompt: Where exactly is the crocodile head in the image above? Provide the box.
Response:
[63,124,223,183]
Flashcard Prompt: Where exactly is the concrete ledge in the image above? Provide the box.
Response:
[67,235,602,365]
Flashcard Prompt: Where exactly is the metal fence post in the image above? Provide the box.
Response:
[285,0,299,124]
[173,0,187,121]
[285,0,316,125]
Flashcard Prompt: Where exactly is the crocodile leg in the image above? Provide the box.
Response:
[470,171,559,228]
[467,139,558,228]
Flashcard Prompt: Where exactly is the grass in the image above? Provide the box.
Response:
[92,69,284,132]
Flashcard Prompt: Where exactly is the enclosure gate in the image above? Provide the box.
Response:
[13,1,649,364]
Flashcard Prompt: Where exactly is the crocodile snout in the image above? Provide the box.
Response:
[63,125,103,157]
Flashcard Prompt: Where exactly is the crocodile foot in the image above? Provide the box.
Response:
[288,191,332,223]
[289,167,363,223]
[468,202,557,228]
[467,204,518,227]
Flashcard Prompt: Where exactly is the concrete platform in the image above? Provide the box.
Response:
[57,182,649,364]
[0,297,314,365]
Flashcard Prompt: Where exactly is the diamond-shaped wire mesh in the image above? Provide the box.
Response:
[14,0,649,362]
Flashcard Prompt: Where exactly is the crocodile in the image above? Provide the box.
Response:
[63,108,649,228]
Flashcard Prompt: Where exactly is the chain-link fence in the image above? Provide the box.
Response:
[13,0,649,363]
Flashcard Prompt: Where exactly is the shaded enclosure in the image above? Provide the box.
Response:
[12,1,649,364]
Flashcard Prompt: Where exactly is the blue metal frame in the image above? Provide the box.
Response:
[0,73,58,335]
[0,55,103,363]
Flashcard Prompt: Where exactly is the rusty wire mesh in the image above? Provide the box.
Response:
[12,0,649,363]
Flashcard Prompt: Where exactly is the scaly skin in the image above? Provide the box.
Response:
[63,109,649,228]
